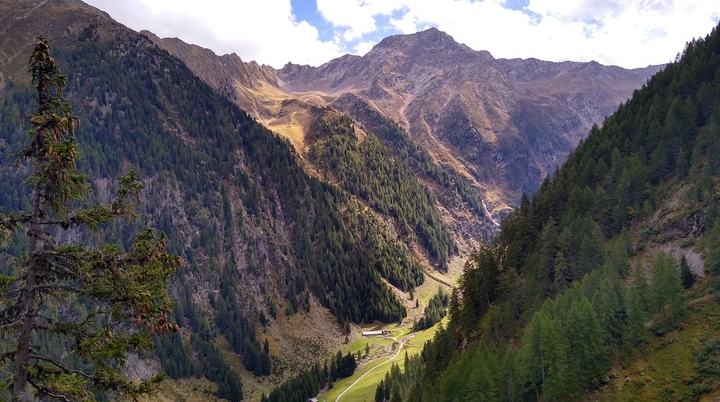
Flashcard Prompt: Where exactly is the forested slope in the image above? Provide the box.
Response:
[308,113,456,273]
[373,22,720,402]
[0,16,445,401]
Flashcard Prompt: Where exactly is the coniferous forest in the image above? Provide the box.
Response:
[1,2,720,401]
[373,22,720,402]
[0,22,434,400]
[310,114,454,274]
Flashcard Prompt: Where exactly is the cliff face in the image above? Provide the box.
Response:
[142,31,283,117]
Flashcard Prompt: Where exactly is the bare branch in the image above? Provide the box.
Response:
[26,283,82,294]
[0,322,22,332]
[30,354,96,381]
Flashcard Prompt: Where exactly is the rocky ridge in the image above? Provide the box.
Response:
[277,28,664,209]
[149,27,662,221]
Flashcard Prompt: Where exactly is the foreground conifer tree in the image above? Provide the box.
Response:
[0,38,180,401]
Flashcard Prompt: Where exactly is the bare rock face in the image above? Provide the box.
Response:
[144,32,278,91]
[277,28,663,205]
[142,31,284,121]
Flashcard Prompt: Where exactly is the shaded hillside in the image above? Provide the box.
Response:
[146,27,659,248]
[0,0,454,399]
[308,113,456,270]
[371,22,720,402]
[143,33,499,250]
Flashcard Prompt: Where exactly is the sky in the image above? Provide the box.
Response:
[83,0,720,69]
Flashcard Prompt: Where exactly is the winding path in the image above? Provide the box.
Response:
[335,330,404,402]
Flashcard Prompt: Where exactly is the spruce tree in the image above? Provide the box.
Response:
[650,253,685,322]
[563,298,608,395]
[0,38,180,401]
[592,277,624,345]
[500,348,522,402]
[624,285,649,347]
[553,252,572,292]
[375,380,385,402]
[520,313,564,400]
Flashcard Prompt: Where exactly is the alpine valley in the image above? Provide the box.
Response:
[2,0,718,402]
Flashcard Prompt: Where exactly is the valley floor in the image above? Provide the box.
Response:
[320,318,447,402]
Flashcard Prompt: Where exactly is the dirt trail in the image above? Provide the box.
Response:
[335,330,404,402]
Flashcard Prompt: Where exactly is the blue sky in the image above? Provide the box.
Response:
[290,0,334,41]
[85,0,719,69]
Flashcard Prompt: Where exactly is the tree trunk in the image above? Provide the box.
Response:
[13,188,41,402]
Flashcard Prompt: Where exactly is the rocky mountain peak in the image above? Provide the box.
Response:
[375,27,455,49]
[367,27,493,66]
[129,18,663,216]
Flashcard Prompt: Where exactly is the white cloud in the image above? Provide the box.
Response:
[315,0,411,41]
[376,0,719,67]
[84,0,719,69]
[354,40,377,56]
[84,0,345,67]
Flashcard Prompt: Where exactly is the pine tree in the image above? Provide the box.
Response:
[563,298,608,395]
[632,260,651,313]
[624,285,649,347]
[553,252,572,292]
[520,313,564,400]
[457,245,499,334]
[676,146,689,178]
[607,228,632,277]
[500,348,522,402]
[592,277,624,345]
[0,38,180,401]
[705,222,720,275]
[375,379,385,402]
[650,253,685,322]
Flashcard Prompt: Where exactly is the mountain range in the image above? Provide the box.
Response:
[0,0,672,400]
[145,26,662,219]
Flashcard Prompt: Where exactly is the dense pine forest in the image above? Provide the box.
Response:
[309,114,454,274]
[2,2,719,401]
[370,22,720,402]
[260,351,357,402]
[0,23,446,400]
